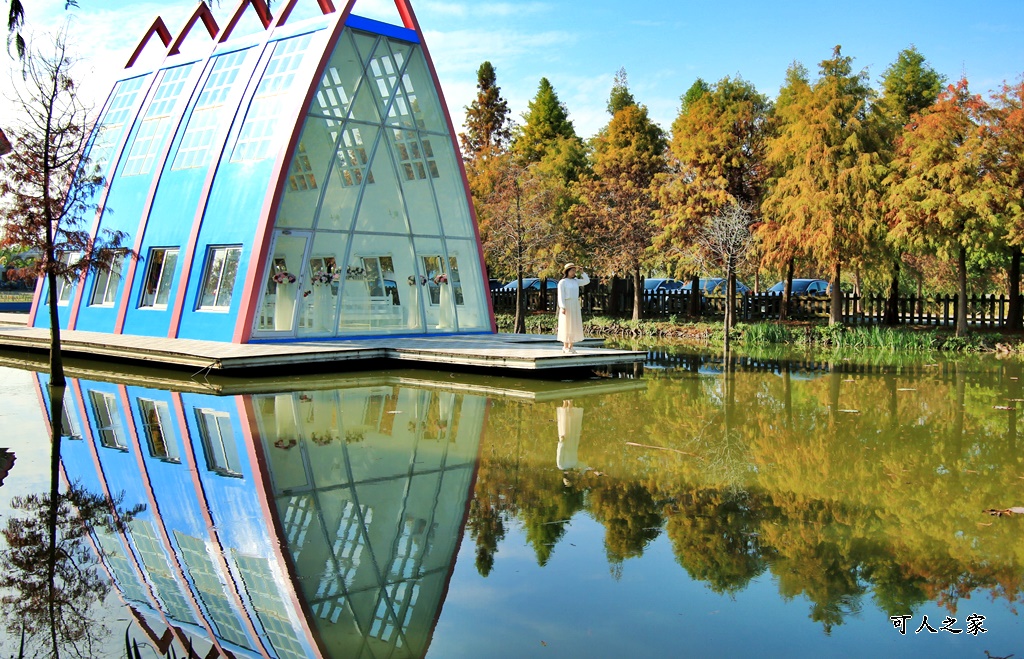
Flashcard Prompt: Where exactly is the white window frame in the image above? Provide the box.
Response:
[89,390,127,451]
[195,408,241,477]
[89,251,125,307]
[197,245,242,311]
[139,247,179,309]
[138,398,179,463]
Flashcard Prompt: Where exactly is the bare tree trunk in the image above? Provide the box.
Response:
[724,256,734,353]
[632,266,642,321]
[1009,247,1022,331]
[956,245,968,337]
[688,273,700,318]
[725,255,736,334]
[883,259,900,326]
[853,264,862,315]
[829,261,842,325]
[514,272,525,333]
[779,258,794,321]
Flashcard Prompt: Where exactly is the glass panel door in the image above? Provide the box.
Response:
[255,231,311,337]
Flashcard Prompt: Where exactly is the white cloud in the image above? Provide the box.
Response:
[422,1,551,18]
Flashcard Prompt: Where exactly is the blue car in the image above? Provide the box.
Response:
[766,279,829,296]
[644,278,684,292]
[502,278,558,291]
[683,278,751,295]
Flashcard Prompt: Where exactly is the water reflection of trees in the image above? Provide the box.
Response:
[469,353,1024,630]
[1,485,143,657]
[1,382,144,658]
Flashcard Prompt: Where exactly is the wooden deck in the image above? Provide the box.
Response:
[0,317,644,374]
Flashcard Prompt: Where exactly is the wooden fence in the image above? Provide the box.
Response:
[491,283,1023,329]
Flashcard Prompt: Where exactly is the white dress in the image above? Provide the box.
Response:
[556,403,585,470]
[556,272,589,344]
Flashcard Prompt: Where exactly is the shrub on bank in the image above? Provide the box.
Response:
[493,313,1017,352]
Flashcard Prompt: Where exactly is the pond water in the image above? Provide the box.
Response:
[0,346,1021,658]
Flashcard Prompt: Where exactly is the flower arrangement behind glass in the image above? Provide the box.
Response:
[310,269,334,286]
[345,265,366,280]
[272,270,296,284]
[433,273,448,285]
[408,274,427,286]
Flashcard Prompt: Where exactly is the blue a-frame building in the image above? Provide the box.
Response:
[31,0,495,342]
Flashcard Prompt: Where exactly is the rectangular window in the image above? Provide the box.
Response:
[231,34,312,163]
[89,76,148,176]
[195,408,241,477]
[139,247,179,308]
[171,50,249,171]
[89,251,125,307]
[55,252,80,306]
[60,398,82,440]
[360,256,387,299]
[138,398,179,462]
[287,143,317,191]
[89,390,127,450]
[422,255,443,305]
[334,126,372,187]
[198,246,242,310]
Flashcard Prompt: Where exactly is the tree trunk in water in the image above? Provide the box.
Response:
[46,381,65,659]
[45,239,65,388]
[779,258,793,321]
[1009,247,1022,331]
[829,261,842,325]
[632,267,642,321]
[883,259,900,326]
[956,245,968,337]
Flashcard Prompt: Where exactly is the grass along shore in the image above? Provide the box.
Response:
[494,312,1023,353]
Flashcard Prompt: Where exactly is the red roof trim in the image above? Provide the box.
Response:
[275,0,336,26]
[125,16,173,69]
[168,3,220,56]
[219,0,274,43]
[393,0,416,30]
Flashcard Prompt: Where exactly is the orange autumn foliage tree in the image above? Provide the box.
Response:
[761,47,885,324]
[570,76,667,320]
[887,79,998,337]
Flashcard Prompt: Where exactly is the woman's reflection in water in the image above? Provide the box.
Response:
[557,399,593,486]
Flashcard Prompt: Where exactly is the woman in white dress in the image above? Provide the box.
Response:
[556,263,589,353]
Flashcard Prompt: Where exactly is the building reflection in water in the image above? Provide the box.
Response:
[37,373,485,658]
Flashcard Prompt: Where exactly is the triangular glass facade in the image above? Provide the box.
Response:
[257,22,487,337]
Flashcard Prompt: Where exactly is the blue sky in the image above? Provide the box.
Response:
[7,0,1024,140]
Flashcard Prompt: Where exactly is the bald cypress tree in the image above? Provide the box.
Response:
[888,79,995,337]
[762,46,884,324]
[573,76,667,320]
[513,78,577,163]
[460,61,512,160]
[877,47,945,325]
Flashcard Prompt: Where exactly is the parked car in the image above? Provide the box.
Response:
[502,278,558,291]
[644,278,684,292]
[703,278,750,295]
[489,279,503,290]
[766,278,830,296]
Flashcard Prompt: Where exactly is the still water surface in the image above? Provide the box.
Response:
[0,346,1021,658]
